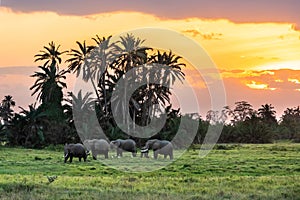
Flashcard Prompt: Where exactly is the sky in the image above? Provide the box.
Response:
[0,1,300,119]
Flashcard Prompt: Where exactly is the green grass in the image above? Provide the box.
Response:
[0,143,300,199]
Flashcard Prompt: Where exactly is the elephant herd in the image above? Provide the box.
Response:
[64,139,173,163]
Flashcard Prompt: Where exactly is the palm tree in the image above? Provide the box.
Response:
[149,51,185,85]
[148,50,185,108]
[0,95,15,125]
[66,90,107,140]
[109,34,151,128]
[280,106,300,140]
[19,105,48,147]
[258,104,277,125]
[112,33,150,71]
[66,90,95,116]
[30,42,68,121]
[66,41,95,78]
[6,104,48,147]
[231,101,255,124]
[66,37,113,115]
[34,41,67,67]
[30,63,67,104]
[31,42,68,103]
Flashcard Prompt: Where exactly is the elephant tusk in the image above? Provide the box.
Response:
[141,148,149,153]
[64,153,68,158]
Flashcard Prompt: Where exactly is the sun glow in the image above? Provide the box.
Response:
[254,60,300,71]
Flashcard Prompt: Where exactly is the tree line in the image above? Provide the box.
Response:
[0,34,299,148]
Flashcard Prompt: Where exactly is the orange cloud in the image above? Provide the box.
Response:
[288,78,300,84]
[220,69,300,92]
[183,29,223,40]
[221,70,274,79]
[245,81,276,91]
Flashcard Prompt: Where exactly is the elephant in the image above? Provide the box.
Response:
[142,139,173,160]
[83,139,110,159]
[64,143,88,163]
[110,139,137,157]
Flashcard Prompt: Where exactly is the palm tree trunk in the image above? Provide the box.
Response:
[91,78,101,105]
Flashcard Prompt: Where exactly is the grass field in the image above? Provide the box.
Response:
[0,143,299,199]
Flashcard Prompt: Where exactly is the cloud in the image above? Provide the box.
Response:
[218,69,300,117]
[2,0,300,26]
[183,29,202,37]
[182,68,300,118]
[245,81,276,91]
[288,78,300,84]
[221,69,274,79]
[183,29,223,40]
[221,69,300,91]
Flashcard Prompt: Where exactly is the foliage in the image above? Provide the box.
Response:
[0,95,15,125]
[278,106,300,142]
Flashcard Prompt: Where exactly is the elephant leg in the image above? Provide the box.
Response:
[105,151,108,159]
[154,151,158,159]
[169,152,173,160]
[69,156,73,163]
[79,157,82,162]
[84,156,87,162]
[164,154,167,159]
[141,152,149,158]
[92,151,96,160]
[132,152,137,157]
[116,149,121,157]
[64,155,69,163]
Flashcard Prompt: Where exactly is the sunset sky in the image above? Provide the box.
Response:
[0,0,299,118]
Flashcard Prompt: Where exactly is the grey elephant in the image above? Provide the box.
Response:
[110,139,137,157]
[142,139,173,160]
[83,139,109,159]
[64,143,88,163]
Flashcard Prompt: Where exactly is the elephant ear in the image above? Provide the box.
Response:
[110,141,117,146]
[115,141,121,147]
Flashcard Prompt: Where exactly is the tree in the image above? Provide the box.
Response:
[231,101,255,124]
[65,90,99,141]
[66,37,113,115]
[108,34,151,132]
[206,106,231,124]
[6,105,48,148]
[34,41,67,67]
[234,113,273,143]
[66,41,98,98]
[0,95,15,125]
[258,104,277,126]
[30,63,67,104]
[279,106,300,141]
[30,42,68,120]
